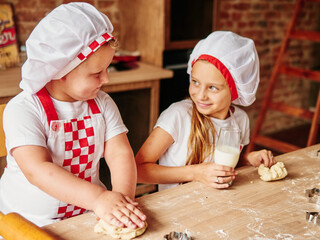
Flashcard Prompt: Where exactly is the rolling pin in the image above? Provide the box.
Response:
[0,211,57,240]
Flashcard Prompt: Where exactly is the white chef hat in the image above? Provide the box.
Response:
[20,2,114,94]
[187,31,259,106]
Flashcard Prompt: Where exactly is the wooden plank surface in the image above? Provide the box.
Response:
[43,144,320,239]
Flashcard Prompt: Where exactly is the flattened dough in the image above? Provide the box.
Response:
[258,162,288,182]
[94,220,147,239]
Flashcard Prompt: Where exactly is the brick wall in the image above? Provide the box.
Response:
[3,0,320,135]
[218,0,320,134]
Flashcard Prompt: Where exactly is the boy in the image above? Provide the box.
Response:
[0,2,146,228]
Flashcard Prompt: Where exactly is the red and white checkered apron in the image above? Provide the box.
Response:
[36,87,101,219]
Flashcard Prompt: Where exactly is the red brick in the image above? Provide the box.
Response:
[15,10,47,22]
[97,1,116,9]
[237,22,247,29]
[231,12,242,21]
[16,23,36,44]
[62,0,94,5]
[220,2,233,10]
[219,11,230,19]
[264,11,281,19]
[248,21,256,28]
[38,0,57,9]
[233,3,251,11]
[253,3,270,10]
[15,0,38,9]
[246,12,263,20]
[272,3,295,11]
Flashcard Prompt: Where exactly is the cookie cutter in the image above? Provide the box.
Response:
[305,188,320,204]
[306,212,320,226]
[163,231,192,240]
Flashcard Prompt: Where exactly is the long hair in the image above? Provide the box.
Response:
[186,101,216,165]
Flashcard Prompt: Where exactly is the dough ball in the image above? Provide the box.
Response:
[94,219,148,239]
[258,162,288,182]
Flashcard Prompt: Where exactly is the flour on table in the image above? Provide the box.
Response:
[94,220,147,239]
[258,162,288,182]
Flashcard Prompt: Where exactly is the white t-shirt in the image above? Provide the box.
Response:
[155,99,250,191]
[0,90,127,225]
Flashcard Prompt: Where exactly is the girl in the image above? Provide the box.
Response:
[136,31,275,191]
[0,3,146,228]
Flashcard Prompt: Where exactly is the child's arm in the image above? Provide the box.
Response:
[102,132,147,228]
[136,127,237,189]
[244,149,276,168]
[12,145,145,229]
[103,132,136,199]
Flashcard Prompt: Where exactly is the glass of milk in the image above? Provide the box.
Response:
[214,127,241,184]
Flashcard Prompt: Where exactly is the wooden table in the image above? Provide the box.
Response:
[43,144,320,239]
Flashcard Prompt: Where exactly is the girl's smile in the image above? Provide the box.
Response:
[196,101,212,108]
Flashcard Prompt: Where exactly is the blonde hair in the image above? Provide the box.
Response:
[186,101,216,165]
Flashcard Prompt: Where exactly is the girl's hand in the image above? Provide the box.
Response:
[246,149,276,168]
[193,162,237,189]
[93,190,146,229]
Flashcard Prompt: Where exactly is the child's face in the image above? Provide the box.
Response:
[59,44,115,102]
[189,60,232,119]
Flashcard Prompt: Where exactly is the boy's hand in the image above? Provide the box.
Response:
[246,149,276,168]
[93,190,146,229]
[193,162,237,189]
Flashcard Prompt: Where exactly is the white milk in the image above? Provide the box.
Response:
[214,145,240,168]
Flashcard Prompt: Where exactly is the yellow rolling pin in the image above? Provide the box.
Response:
[0,211,57,240]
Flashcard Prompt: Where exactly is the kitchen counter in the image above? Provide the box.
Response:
[43,144,320,239]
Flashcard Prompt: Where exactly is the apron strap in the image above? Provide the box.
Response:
[36,87,59,127]
[87,99,100,114]
[36,88,101,127]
